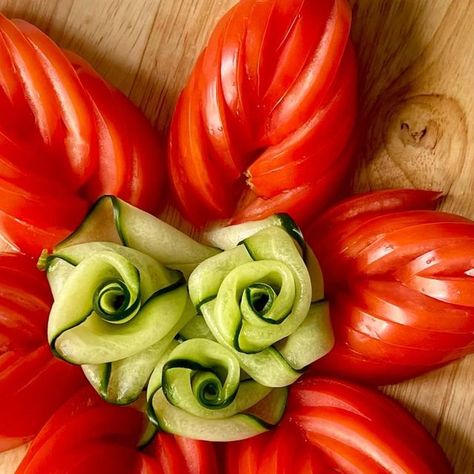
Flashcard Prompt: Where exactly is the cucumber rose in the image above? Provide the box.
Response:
[188,218,334,387]
[43,242,194,404]
[147,339,287,441]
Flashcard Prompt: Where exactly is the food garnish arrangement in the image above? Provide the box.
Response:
[0,1,472,472]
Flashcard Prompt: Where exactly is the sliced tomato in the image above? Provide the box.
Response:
[356,222,474,276]
[232,134,355,226]
[108,85,164,214]
[151,433,188,474]
[200,6,245,180]
[0,352,85,451]
[16,389,144,474]
[69,59,131,200]
[310,343,445,385]
[402,275,474,307]
[220,0,254,150]
[337,290,474,351]
[259,0,335,132]
[168,0,356,227]
[176,62,237,224]
[396,244,474,279]
[289,376,452,474]
[249,37,356,197]
[289,376,449,470]
[0,15,62,160]
[0,210,71,256]
[14,19,97,187]
[264,0,351,143]
[311,189,443,231]
[354,279,474,333]
[0,177,87,229]
[174,436,219,474]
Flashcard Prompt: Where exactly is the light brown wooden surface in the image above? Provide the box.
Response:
[0,0,473,472]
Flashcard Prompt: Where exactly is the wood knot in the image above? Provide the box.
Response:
[363,94,467,192]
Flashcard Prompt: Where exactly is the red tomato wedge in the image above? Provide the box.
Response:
[168,0,357,227]
[19,387,220,474]
[0,15,165,255]
[0,253,85,452]
[307,190,474,384]
[13,19,97,187]
[288,377,452,474]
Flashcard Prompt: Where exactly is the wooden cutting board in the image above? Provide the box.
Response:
[1,0,473,472]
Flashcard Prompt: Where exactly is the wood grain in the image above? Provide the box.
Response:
[0,0,473,472]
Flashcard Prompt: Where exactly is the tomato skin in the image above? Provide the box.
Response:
[168,0,356,227]
[306,190,474,384]
[224,424,332,474]
[288,376,452,474]
[0,254,86,452]
[0,16,165,254]
[19,386,219,474]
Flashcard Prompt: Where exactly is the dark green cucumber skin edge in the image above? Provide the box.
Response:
[145,389,287,433]
[49,273,187,364]
[100,363,112,399]
[162,359,238,409]
[276,213,307,261]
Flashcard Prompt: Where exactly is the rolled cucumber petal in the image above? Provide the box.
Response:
[201,301,301,387]
[116,199,219,269]
[188,245,253,309]
[55,196,219,274]
[55,196,122,250]
[48,251,141,345]
[83,336,178,405]
[276,301,334,370]
[203,214,305,255]
[162,339,271,419]
[179,315,215,341]
[214,260,297,352]
[150,390,270,442]
[47,242,178,299]
[54,284,191,365]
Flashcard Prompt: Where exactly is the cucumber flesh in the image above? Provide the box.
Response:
[203,213,305,255]
[53,284,192,365]
[203,215,283,250]
[179,315,215,341]
[46,242,179,299]
[244,387,288,425]
[84,336,177,405]
[150,390,270,442]
[188,245,252,309]
[55,196,121,250]
[161,339,271,420]
[201,301,301,388]
[276,301,334,370]
[56,196,219,275]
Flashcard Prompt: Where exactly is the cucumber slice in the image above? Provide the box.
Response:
[307,247,324,303]
[203,213,305,256]
[188,245,253,309]
[55,196,219,275]
[56,196,122,250]
[276,301,334,370]
[83,336,178,405]
[244,387,287,425]
[201,301,301,388]
[161,339,271,420]
[52,283,192,365]
[150,390,269,442]
[46,242,179,299]
[44,257,75,300]
[82,363,111,399]
[179,315,215,341]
